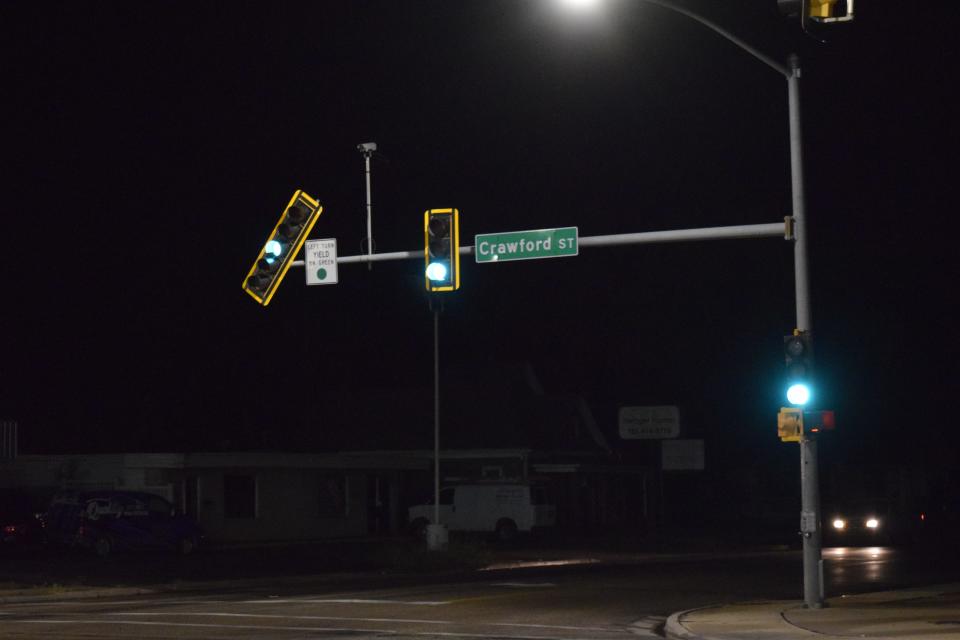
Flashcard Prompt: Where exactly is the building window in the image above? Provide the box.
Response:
[482,465,504,479]
[318,474,348,517]
[224,474,256,518]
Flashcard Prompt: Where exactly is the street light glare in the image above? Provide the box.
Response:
[557,0,603,12]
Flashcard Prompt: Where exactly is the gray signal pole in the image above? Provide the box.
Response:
[635,1,823,609]
[425,298,448,551]
[787,53,823,609]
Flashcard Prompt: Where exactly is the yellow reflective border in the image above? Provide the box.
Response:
[423,208,460,292]
[242,190,323,306]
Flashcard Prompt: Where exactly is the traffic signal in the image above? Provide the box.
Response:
[243,190,323,306]
[784,330,813,406]
[778,407,803,442]
[424,208,460,292]
[777,0,854,30]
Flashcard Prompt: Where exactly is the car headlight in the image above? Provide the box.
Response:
[832,518,846,530]
[865,518,880,529]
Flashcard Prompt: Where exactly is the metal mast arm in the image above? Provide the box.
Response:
[642,0,790,77]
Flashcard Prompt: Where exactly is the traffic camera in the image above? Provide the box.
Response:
[243,190,323,306]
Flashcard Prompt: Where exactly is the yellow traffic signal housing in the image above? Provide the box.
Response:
[777,0,854,29]
[243,190,323,306]
[809,0,854,22]
[424,208,460,292]
[778,407,804,443]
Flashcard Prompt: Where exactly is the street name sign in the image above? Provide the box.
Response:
[475,227,578,263]
[305,239,338,285]
[619,405,680,439]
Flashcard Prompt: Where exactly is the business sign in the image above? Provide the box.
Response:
[305,239,338,285]
[618,405,680,439]
[661,439,705,471]
[475,227,578,263]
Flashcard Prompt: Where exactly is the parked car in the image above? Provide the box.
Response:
[43,490,202,557]
[408,483,557,541]
[1,489,46,547]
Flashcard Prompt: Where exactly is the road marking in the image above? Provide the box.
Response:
[113,612,616,633]
[4,598,230,608]
[628,615,666,637]
[481,558,600,571]
[113,611,451,625]
[244,597,451,605]
[20,619,390,633]
[491,582,557,588]
[490,622,614,631]
[18,619,629,640]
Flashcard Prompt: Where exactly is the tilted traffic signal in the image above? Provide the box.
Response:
[243,190,323,306]
[777,0,854,30]
[424,208,460,292]
[778,407,804,442]
[784,330,813,406]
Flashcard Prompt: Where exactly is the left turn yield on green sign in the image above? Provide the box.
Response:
[305,239,338,285]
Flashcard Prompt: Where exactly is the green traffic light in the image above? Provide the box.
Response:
[787,383,811,406]
[426,261,449,282]
[264,240,283,264]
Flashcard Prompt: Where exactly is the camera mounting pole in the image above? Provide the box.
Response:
[357,142,378,270]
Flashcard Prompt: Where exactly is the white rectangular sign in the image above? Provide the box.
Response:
[661,439,705,471]
[305,239,338,285]
[618,405,680,439]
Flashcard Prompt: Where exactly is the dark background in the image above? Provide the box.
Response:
[2,2,955,478]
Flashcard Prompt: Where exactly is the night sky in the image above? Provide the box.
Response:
[2,2,955,473]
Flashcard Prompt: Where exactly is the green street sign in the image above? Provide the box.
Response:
[475,227,578,263]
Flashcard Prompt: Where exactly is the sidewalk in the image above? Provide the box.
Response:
[666,583,960,640]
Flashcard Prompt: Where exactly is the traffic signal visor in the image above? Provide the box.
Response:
[424,208,460,292]
[243,190,323,306]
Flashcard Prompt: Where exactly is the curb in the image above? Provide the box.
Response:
[664,604,718,640]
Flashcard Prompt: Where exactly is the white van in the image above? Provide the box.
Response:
[408,483,556,541]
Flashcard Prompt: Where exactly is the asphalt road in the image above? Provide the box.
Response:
[3,545,958,639]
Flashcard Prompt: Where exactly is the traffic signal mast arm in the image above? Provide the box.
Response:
[288,221,789,268]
